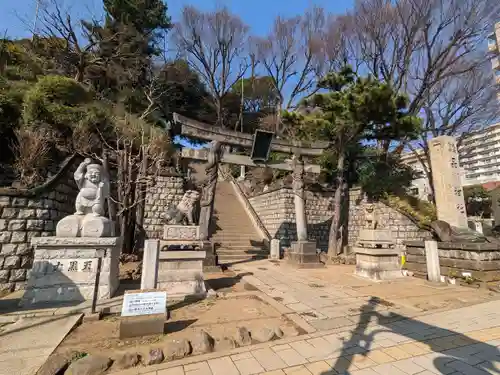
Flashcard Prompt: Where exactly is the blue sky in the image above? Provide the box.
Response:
[1,0,354,39]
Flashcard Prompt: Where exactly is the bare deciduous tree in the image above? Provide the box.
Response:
[253,7,327,134]
[172,6,249,128]
[326,0,500,200]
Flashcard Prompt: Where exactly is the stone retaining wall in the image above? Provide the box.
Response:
[143,173,185,239]
[405,241,500,285]
[0,155,80,292]
[248,187,431,252]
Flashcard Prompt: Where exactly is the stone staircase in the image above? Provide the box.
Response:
[210,181,269,266]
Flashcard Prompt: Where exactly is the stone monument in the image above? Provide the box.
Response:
[428,136,468,228]
[352,204,403,281]
[21,158,120,306]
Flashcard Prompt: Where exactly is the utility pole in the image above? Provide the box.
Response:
[32,0,41,41]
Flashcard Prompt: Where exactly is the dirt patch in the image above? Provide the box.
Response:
[204,271,255,293]
[53,296,301,361]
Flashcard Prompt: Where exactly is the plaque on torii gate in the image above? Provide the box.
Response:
[173,113,328,268]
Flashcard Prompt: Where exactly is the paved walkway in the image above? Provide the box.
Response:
[0,314,83,375]
[112,261,500,375]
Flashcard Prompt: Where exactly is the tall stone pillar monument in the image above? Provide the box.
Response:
[428,136,468,228]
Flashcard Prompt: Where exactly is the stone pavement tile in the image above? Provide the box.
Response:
[184,361,213,375]
[411,354,455,374]
[234,357,264,375]
[304,360,334,375]
[325,356,357,373]
[290,340,320,358]
[283,365,313,374]
[371,363,408,375]
[252,348,287,371]
[287,303,313,313]
[208,357,239,375]
[260,371,286,375]
[366,350,395,364]
[232,352,254,361]
[398,343,431,356]
[392,358,426,374]
[373,339,399,349]
[445,360,491,375]
[158,367,185,375]
[382,346,412,360]
[349,354,377,369]
[276,348,308,367]
[350,369,379,375]
[476,361,500,374]
[272,344,292,352]
[309,318,355,331]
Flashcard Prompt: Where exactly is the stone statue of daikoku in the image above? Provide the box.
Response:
[74,158,109,217]
[56,158,113,238]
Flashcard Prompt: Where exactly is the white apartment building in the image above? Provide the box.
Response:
[488,22,500,98]
[400,122,500,201]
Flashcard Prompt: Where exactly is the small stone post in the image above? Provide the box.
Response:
[270,239,280,260]
[428,136,468,228]
[238,165,246,181]
[141,239,160,290]
[424,240,441,283]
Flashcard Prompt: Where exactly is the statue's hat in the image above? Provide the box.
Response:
[87,164,103,172]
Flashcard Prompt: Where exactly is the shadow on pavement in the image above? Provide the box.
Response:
[321,296,500,375]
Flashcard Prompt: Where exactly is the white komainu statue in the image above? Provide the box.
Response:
[74,158,110,217]
[163,190,200,225]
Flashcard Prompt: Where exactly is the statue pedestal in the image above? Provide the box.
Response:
[353,229,403,281]
[21,237,120,306]
[286,241,324,268]
[157,250,207,299]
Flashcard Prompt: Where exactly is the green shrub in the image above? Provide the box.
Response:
[23,75,90,136]
[383,194,437,228]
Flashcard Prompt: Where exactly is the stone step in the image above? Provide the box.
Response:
[217,254,269,264]
[216,249,269,255]
[212,241,265,246]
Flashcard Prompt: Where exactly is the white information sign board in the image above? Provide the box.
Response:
[121,291,167,317]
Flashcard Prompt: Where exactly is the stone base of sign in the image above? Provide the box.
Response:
[353,247,403,281]
[20,237,120,307]
[286,241,324,268]
[158,251,207,299]
[119,313,165,339]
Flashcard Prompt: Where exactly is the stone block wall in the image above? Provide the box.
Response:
[248,187,431,252]
[405,241,500,285]
[248,188,334,251]
[348,189,432,250]
[143,173,185,239]
[0,156,80,293]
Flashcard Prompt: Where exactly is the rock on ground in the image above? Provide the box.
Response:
[164,339,191,360]
[145,348,164,365]
[251,327,279,343]
[234,327,252,346]
[216,337,237,351]
[37,352,72,375]
[112,352,140,370]
[191,330,215,354]
[64,355,112,375]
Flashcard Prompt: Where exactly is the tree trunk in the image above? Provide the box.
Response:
[327,152,346,258]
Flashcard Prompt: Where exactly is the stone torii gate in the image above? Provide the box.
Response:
[173,113,329,268]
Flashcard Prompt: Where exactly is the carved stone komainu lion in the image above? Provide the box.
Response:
[163,190,200,225]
